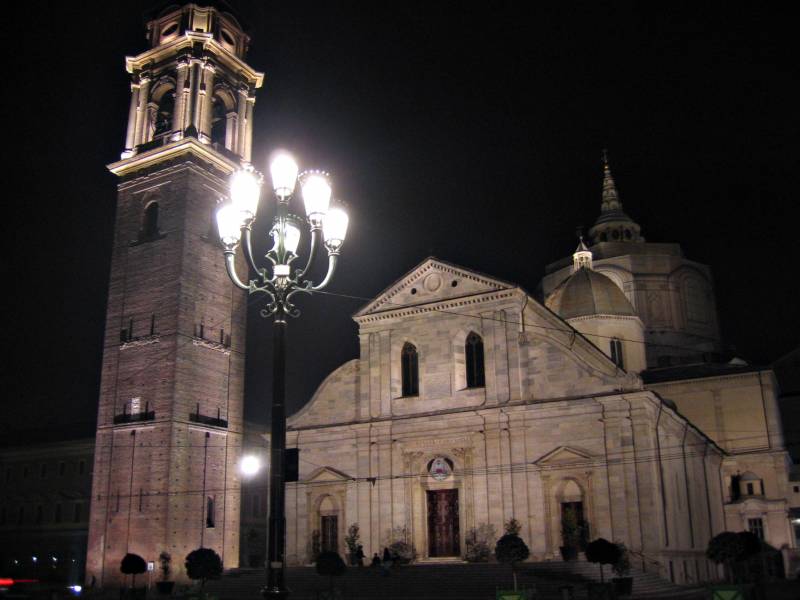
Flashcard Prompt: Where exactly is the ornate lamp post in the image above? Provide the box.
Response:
[216,152,349,599]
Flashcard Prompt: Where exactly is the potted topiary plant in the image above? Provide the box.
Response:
[706,531,761,598]
[464,523,496,562]
[184,548,223,591]
[156,551,175,595]
[315,551,346,599]
[344,523,361,566]
[585,538,620,599]
[495,518,530,592]
[120,553,147,597]
[611,542,632,596]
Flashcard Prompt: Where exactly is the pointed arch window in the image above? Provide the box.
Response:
[465,332,485,388]
[401,342,419,397]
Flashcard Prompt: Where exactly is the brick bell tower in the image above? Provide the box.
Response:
[86,3,263,586]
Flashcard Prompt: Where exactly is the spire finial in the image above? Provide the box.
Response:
[601,148,621,211]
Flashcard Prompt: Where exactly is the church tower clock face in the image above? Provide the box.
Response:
[86,3,263,586]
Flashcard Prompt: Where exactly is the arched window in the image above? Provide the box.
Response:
[465,332,485,388]
[401,342,419,397]
[142,202,160,239]
[210,96,227,146]
[153,91,175,138]
[610,338,624,369]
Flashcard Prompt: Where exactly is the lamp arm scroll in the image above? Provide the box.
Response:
[310,254,338,291]
[295,226,321,279]
[223,252,250,291]
[242,226,260,275]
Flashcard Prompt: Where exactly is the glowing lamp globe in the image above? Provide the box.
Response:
[216,204,243,247]
[229,169,261,222]
[323,206,349,251]
[270,153,299,199]
[240,455,261,477]
[301,173,332,224]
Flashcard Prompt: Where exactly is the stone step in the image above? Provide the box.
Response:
[208,562,706,600]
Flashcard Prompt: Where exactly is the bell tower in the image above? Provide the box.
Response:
[86,3,263,586]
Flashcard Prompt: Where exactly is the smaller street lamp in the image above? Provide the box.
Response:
[216,151,349,599]
[240,454,263,478]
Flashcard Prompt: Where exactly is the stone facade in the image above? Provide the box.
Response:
[284,258,734,583]
[85,4,262,586]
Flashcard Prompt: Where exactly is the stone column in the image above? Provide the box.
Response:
[244,92,255,162]
[133,74,151,147]
[172,57,190,138]
[145,101,158,143]
[123,81,140,155]
[236,83,248,157]
[225,112,238,151]
[199,61,215,142]
[187,58,202,133]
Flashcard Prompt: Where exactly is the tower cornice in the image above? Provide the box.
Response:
[125,31,264,88]
[108,135,239,178]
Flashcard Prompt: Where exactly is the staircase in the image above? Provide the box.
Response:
[206,561,706,600]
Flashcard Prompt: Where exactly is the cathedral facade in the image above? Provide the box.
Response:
[283,165,795,583]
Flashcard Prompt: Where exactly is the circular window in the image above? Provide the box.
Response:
[410,288,417,295]
[220,29,235,46]
[451,280,458,287]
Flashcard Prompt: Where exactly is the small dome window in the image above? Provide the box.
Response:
[160,22,179,40]
[220,29,235,46]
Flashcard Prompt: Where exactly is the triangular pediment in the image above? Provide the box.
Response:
[304,466,354,483]
[355,257,516,318]
[533,446,595,466]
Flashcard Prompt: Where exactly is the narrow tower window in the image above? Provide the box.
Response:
[142,202,160,239]
[206,496,215,528]
[401,342,419,397]
[610,339,624,369]
[465,332,485,388]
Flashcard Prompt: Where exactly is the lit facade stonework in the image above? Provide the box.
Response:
[283,169,795,582]
[86,4,262,586]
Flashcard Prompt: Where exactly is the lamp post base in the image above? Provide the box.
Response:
[261,585,290,599]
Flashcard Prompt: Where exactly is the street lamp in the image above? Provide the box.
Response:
[216,151,349,599]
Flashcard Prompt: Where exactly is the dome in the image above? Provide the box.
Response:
[546,268,636,320]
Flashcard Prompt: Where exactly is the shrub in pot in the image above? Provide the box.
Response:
[495,518,530,591]
[156,551,175,595]
[120,553,147,596]
[611,542,632,596]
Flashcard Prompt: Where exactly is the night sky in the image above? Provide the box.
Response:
[2,2,797,442]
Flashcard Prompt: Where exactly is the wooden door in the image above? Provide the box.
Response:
[427,489,460,557]
[321,515,338,552]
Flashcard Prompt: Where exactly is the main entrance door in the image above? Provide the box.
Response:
[427,489,460,557]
